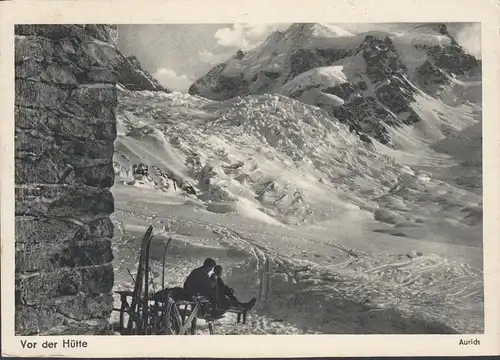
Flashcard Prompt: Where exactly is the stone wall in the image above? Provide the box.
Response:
[14,25,118,335]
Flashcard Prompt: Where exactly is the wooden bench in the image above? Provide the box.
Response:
[113,290,135,331]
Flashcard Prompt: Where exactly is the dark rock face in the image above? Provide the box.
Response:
[351,36,420,143]
[115,54,170,92]
[376,78,415,116]
[235,49,246,60]
[15,24,117,335]
[312,35,421,146]
[214,74,250,97]
[323,82,357,99]
[415,37,481,96]
[289,48,353,80]
[415,60,449,95]
[323,98,392,145]
[426,42,480,75]
[359,35,407,83]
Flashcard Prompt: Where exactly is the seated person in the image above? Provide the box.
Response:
[183,258,218,315]
[212,265,256,312]
[183,259,256,317]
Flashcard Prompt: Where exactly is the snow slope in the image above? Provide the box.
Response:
[110,85,483,334]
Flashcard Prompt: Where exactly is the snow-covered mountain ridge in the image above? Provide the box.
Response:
[189,23,481,147]
[113,86,482,254]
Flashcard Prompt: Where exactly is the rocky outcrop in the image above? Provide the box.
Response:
[297,35,421,146]
[331,35,421,145]
[288,47,353,81]
[416,60,449,95]
[115,54,170,92]
[15,24,118,335]
[415,37,481,96]
[189,58,249,100]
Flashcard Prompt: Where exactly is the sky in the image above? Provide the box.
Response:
[117,23,481,93]
[117,23,289,92]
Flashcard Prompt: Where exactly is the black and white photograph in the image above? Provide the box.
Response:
[11,20,486,338]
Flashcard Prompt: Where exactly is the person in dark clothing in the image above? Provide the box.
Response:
[183,259,256,317]
[183,258,217,296]
[183,258,219,315]
[212,265,256,312]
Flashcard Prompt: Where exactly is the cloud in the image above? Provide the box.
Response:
[197,24,290,67]
[153,68,194,93]
[214,23,290,50]
[198,49,232,65]
[452,23,481,59]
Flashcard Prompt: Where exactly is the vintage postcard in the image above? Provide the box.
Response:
[1,0,499,357]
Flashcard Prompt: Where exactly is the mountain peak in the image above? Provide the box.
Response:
[412,23,449,36]
[115,52,171,92]
[288,23,356,38]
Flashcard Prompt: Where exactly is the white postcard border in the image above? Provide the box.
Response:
[1,0,499,357]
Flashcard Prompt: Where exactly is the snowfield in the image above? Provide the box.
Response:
[109,83,483,334]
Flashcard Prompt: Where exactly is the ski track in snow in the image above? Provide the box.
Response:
[109,190,483,334]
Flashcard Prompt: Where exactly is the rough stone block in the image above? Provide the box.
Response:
[76,66,118,85]
[15,295,113,336]
[60,139,115,159]
[56,37,78,57]
[15,185,114,218]
[15,116,115,187]
[16,238,113,273]
[15,128,58,155]
[55,292,114,321]
[65,85,117,120]
[15,157,61,185]
[15,155,115,187]
[16,217,114,247]
[16,80,117,121]
[16,59,79,86]
[16,216,80,246]
[88,218,114,238]
[16,106,116,141]
[16,80,69,111]
[17,263,114,305]
[72,162,115,188]
[15,305,67,335]
[16,128,114,159]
